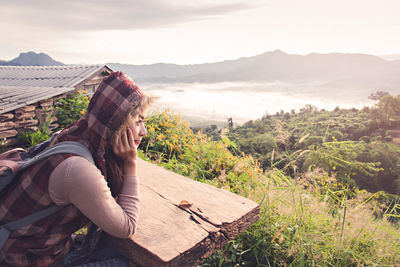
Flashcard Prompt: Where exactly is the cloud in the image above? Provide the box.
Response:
[1,0,260,32]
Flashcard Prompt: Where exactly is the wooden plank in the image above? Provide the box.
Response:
[0,121,15,131]
[15,119,38,128]
[15,105,36,114]
[107,158,259,266]
[0,113,14,120]
[16,112,36,120]
[0,129,18,139]
[39,99,54,107]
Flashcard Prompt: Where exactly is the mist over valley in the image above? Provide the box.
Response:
[109,50,400,126]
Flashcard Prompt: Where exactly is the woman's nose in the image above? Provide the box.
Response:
[140,123,147,136]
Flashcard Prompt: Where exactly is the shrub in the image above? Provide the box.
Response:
[140,110,264,195]
[139,109,198,162]
[359,136,370,143]
[56,90,89,128]
[18,130,50,148]
[140,109,400,266]
[18,108,53,147]
[384,135,393,142]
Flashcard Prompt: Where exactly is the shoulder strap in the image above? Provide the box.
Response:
[19,141,94,170]
[0,205,64,250]
[0,141,94,250]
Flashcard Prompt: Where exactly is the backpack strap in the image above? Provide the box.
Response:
[19,141,94,170]
[0,141,95,250]
[0,205,64,250]
[0,160,20,191]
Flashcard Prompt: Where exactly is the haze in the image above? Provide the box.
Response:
[1,0,400,65]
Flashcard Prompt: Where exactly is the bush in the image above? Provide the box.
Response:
[56,90,89,128]
[140,110,264,195]
[141,109,400,266]
[18,108,53,148]
[19,130,50,148]
[139,109,198,162]
[359,136,371,143]
[384,135,393,142]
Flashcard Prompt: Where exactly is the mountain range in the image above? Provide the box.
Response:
[108,50,400,85]
[0,51,64,66]
[2,50,400,94]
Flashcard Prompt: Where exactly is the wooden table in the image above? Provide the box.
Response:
[107,158,260,266]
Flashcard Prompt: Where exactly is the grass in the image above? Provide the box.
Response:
[138,110,400,266]
[46,105,398,266]
[200,167,400,266]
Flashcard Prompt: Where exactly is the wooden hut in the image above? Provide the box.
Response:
[0,65,112,147]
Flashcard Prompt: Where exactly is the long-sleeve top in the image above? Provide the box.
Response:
[48,156,139,238]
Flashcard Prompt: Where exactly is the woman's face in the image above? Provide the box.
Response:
[127,107,149,147]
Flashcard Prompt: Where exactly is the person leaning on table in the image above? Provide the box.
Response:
[0,71,153,266]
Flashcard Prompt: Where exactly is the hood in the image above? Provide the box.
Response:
[52,71,144,179]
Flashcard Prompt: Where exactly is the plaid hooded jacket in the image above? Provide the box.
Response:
[0,71,144,266]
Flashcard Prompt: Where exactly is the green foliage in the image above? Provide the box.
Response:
[230,102,400,195]
[18,108,53,147]
[356,142,400,193]
[18,130,50,148]
[201,167,400,266]
[370,94,400,128]
[140,109,198,162]
[304,140,382,198]
[140,109,400,266]
[55,90,89,127]
[140,110,264,196]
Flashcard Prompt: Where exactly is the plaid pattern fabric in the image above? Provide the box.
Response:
[54,71,144,178]
[0,72,144,266]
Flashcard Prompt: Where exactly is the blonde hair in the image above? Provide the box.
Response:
[111,95,154,145]
[105,95,155,196]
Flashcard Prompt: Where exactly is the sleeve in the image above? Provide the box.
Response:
[49,156,139,238]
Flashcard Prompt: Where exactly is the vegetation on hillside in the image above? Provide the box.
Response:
[208,95,400,196]
[138,101,400,266]
[13,92,400,265]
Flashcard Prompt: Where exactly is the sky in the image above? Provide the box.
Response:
[1,0,400,65]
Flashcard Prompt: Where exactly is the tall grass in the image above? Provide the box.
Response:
[140,110,400,266]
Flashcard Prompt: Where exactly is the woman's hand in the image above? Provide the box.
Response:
[113,127,138,175]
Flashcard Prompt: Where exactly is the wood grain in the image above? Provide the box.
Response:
[107,158,259,266]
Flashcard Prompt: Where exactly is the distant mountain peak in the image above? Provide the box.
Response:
[272,49,285,54]
[1,51,64,66]
[264,49,286,55]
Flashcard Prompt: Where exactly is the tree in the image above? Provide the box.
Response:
[370,94,400,129]
[368,91,389,101]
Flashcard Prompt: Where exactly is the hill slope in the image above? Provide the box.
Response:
[0,51,64,66]
[109,50,400,88]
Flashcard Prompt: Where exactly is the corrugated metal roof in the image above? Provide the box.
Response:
[0,65,106,88]
[0,65,110,114]
[0,86,75,114]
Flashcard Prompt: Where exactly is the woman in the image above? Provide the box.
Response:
[0,71,152,266]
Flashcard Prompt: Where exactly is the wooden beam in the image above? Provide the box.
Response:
[39,99,54,107]
[107,159,259,267]
[0,121,15,131]
[15,119,38,128]
[0,113,14,120]
[0,129,18,139]
[15,105,36,114]
[16,112,36,120]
